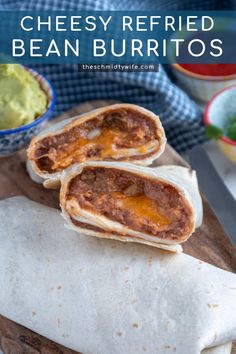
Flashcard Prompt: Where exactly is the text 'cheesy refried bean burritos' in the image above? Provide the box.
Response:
[60,162,203,252]
[27,104,166,188]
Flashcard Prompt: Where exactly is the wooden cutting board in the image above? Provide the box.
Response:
[0,100,235,354]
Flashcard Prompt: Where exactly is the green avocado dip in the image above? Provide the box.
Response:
[0,64,47,130]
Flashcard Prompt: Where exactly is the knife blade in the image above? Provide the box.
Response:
[188,145,236,248]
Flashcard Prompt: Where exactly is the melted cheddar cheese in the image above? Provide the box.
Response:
[111,192,170,226]
[48,127,149,171]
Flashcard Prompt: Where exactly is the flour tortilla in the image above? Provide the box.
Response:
[0,197,235,354]
[60,162,203,252]
[27,103,166,188]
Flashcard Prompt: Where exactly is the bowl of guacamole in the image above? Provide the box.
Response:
[0,64,55,156]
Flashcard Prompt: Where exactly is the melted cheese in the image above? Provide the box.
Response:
[47,127,150,171]
[111,192,170,226]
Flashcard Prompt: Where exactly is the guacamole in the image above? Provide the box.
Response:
[0,64,47,130]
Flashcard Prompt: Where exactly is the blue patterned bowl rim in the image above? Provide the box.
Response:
[0,67,56,135]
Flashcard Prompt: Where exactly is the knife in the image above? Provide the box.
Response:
[188,145,236,248]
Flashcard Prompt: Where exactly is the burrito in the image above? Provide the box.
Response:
[27,104,166,188]
[60,162,203,252]
[0,197,235,354]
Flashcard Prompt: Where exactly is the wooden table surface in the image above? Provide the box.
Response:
[0,100,235,354]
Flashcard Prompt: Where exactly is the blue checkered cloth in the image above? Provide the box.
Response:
[1,0,235,152]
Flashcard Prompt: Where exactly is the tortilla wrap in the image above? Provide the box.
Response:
[27,104,166,188]
[60,162,203,252]
[0,197,235,354]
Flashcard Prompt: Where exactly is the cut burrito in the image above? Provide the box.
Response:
[60,162,203,252]
[27,104,166,188]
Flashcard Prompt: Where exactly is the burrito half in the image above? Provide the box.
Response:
[60,162,203,252]
[27,104,166,188]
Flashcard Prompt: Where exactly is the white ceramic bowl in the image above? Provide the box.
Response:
[204,85,236,164]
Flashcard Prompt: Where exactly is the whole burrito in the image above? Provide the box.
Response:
[60,162,203,252]
[27,104,166,188]
[0,197,235,354]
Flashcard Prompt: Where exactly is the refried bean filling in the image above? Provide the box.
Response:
[31,109,159,173]
[66,167,193,241]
